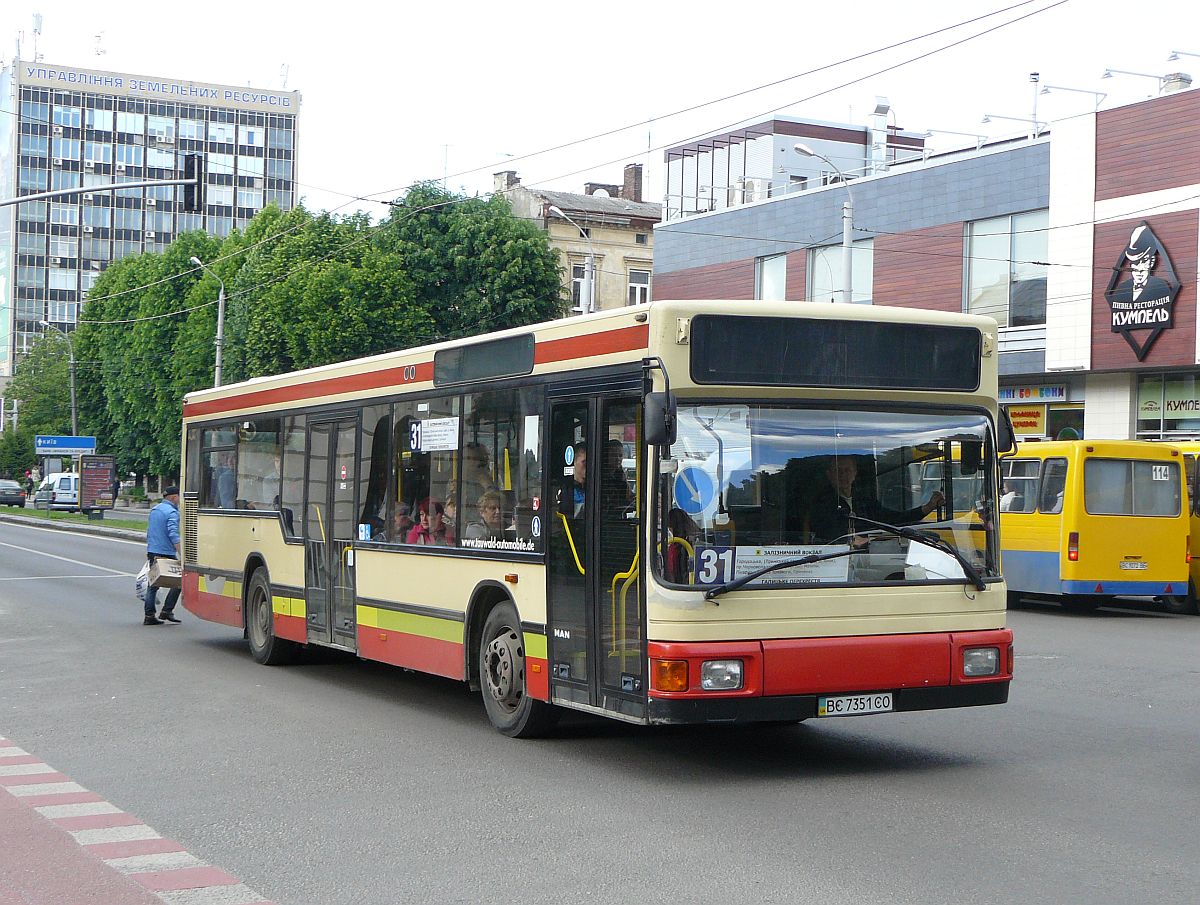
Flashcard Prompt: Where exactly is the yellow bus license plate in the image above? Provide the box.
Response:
[818,692,893,717]
[1118,561,1148,570]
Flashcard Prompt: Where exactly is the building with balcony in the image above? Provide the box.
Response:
[499,164,661,313]
[652,83,1200,442]
[0,59,300,376]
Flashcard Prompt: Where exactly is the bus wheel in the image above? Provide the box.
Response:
[1062,595,1101,613]
[1160,581,1199,615]
[246,568,298,665]
[479,602,557,738]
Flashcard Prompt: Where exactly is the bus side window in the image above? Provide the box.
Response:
[1039,458,1068,514]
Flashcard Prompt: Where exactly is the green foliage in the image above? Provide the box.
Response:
[55,185,563,481]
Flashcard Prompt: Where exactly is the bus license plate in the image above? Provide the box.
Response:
[818,692,893,717]
[1118,561,1148,570]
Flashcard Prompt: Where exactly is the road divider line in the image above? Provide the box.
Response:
[0,540,134,575]
[0,573,134,581]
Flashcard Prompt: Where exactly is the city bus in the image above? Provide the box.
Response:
[1000,440,1190,611]
[179,300,1014,736]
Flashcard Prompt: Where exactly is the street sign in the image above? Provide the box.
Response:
[35,435,96,456]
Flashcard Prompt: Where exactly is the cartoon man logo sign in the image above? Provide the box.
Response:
[1104,222,1181,360]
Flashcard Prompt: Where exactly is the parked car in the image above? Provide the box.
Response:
[0,479,26,507]
[33,472,79,511]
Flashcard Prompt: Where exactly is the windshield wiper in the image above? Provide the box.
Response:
[849,514,987,592]
[704,547,870,602]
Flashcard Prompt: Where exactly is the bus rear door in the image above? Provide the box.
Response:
[304,417,359,648]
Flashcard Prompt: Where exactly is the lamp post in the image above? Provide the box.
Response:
[190,255,226,387]
[40,320,76,436]
[547,205,596,314]
[1101,68,1166,93]
[794,143,854,304]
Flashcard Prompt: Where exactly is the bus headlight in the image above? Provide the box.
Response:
[963,647,1000,677]
[700,659,744,690]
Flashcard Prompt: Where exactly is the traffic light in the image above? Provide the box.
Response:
[183,153,205,213]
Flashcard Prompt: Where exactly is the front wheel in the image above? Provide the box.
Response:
[246,567,300,665]
[479,602,558,738]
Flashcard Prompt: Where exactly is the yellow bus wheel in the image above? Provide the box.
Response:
[479,603,557,738]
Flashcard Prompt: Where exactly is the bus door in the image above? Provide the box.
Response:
[547,390,645,721]
[304,417,359,649]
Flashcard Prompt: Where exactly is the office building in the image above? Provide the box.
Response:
[0,59,301,376]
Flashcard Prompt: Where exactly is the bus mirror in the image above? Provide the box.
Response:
[997,408,1015,454]
[961,441,981,476]
[645,392,677,446]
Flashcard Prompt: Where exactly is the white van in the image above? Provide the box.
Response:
[33,472,79,511]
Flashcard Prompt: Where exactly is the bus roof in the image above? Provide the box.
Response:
[183,300,998,422]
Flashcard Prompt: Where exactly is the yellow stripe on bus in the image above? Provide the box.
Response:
[523,632,547,660]
[271,595,305,618]
[357,605,465,645]
[198,576,242,598]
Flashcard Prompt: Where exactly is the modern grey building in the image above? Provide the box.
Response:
[0,59,301,376]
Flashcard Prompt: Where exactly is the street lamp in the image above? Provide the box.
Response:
[981,114,1046,138]
[39,321,76,437]
[1101,69,1165,92]
[1039,84,1107,111]
[1167,51,1200,62]
[547,205,596,314]
[794,142,854,304]
[923,128,988,150]
[190,255,226,387]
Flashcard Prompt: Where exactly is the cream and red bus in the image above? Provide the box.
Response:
[180,300,1014,736]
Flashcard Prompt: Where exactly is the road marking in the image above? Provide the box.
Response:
[0,540,133,575]
[0,732,275,905]
[0,573,133,581]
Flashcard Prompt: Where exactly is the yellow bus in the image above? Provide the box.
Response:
[1156,439,1200,614]
[1000,440,1190,612]
[179,300,1013,736]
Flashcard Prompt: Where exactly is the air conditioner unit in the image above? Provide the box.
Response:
[144,231,155,239]
[146,198,156,207]
[115,163,126,173]
[53,157,63,167]
[50,257,61,266]
[52,125,63,135]
[83,226,94,234]
[82,193,94,202]
[84,161,94,171]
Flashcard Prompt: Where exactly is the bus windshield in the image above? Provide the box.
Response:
[657,405,999,589]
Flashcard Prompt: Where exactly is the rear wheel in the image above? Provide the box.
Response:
[1160,581,1199,615]
[246,567,299,665]
[479,602,558,738]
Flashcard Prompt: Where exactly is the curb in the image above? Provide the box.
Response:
[0,511,145,542]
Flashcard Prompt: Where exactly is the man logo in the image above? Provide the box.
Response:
[1104,222,1181,360]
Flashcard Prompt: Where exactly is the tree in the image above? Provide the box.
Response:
[378,183,565,340]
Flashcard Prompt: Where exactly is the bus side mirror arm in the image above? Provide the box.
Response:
[643,356,677,447]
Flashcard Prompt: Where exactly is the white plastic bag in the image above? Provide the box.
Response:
[135,562,150,602]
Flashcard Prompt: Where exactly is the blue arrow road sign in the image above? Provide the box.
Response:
[35,435,97,456]
[674,466,716,515]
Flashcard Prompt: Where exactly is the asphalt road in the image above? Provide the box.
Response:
[1,519,1198,905]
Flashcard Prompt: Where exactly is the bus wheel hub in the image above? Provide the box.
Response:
[484,630,520,707]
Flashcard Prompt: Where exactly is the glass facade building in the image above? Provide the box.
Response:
[0,60,300,376]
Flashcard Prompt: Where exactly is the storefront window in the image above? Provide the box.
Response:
[1137,374,1200,438]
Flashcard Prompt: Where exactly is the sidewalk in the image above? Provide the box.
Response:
[0,508,145,542]
[0,737,274,905]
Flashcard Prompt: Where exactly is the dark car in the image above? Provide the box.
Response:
[0,479,27,507]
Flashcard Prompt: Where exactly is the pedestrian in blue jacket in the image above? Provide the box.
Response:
[144,486,181,625]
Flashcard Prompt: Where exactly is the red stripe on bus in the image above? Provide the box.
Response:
[358,627,464,680]
[273,612,307,643]
[526,657,549,701]
[182,572,243,628]
[761,634,953,695]
[182,361,436,418]
[182,324,649,419]
[534,324,648,364]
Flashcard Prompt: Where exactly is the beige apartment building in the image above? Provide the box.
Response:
[497,164,661,313]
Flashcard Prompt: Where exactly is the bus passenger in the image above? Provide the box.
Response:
[601,438,632,512]
[407,498,449,545]
[464,490,506,541]
[461,443,497,509]
[388,501,414,542]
